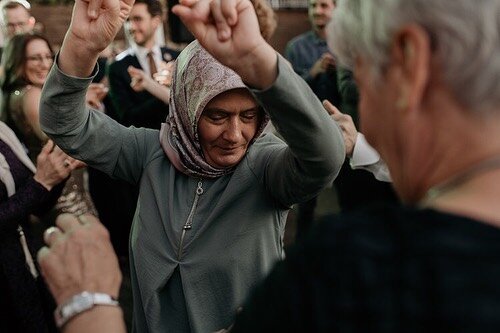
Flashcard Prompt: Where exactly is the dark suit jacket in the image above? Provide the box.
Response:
[107,46,180,129]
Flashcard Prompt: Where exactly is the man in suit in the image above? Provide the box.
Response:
[108,0,179,129]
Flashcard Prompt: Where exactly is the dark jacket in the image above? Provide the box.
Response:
[107,47,180,129]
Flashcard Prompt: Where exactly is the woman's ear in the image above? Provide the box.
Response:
[389,24,431,113]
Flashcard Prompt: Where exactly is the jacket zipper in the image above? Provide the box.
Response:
[177,180,204,260]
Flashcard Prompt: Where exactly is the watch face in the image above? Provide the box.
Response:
[61,292,93,317]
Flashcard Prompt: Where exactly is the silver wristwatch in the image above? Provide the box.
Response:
[54,291,119,328]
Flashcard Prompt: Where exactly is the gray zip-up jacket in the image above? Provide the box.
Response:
[40,55,345,333]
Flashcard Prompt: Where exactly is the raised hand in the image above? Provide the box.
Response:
[33,140,83,190]
[69,0,135,54]
[324,100,357,157]
[172,0,277,89]
[128,66,149,92]
[59,0,135,77]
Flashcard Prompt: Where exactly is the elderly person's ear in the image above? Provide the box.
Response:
[390,25,432,112]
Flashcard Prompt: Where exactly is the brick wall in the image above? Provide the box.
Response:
[31,5,309,55]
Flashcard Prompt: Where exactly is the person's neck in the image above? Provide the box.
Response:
[415,114,500,224]
[138,38,156,51]
[313,27,326,40]
[421,162,500,225]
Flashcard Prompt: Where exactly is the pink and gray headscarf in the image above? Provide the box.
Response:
[159,41,269,179]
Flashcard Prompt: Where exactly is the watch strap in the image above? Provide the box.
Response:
[54,291,119,328]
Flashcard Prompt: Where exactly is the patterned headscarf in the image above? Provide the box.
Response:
[159,41,269,178]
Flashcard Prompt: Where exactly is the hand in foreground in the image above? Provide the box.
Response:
[34,140,82,190]
[37,214,122,306]
[324,100,357,157]
[172,0,277,88]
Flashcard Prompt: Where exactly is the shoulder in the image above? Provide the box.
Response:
[286,31,314,50]
[298,204,500,265]
[114,48,134,62]
[22,86,42,115]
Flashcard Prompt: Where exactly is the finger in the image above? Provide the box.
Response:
[220,0,238,26]
[73,160,87,169]
[87,0,103,19]
[40,140,55,156]
[323,100,340,115]
[210,0,232,40]
[127,66,141,75]
[78,214,101,226]
[56,214,82,233]
[63,159,72,168]
[50,145,67,159]
[179,0,199,6]
[37,246,50,264]
[43,226,63,247]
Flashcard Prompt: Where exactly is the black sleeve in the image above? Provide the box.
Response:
[107,61,168,128]
[0,177,64,233]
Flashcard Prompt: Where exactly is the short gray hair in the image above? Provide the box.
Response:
[328,0,500,113]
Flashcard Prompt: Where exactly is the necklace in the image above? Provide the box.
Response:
[419,155,500,207]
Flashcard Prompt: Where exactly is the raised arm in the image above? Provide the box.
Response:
[58,0,134,77]
[40,0,159,184]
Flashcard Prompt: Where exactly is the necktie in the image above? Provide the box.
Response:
[147,51,157,78]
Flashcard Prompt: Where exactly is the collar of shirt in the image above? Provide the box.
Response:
[309,31,327,47]
[132,44,162,77]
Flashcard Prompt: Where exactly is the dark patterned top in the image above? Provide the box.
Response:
[232,204,500,332]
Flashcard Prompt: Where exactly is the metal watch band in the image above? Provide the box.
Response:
[54,291,119,328]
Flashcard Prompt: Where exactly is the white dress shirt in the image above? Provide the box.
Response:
[350,133,392,182]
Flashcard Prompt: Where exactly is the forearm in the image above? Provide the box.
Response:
[59,32,100,78]
[143,80,170,104]
[233,43,278,90]
[0,177,52,231]
[40,57,96,143]
[252,56,345,204]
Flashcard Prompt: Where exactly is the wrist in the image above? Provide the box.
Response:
[59,32,100,77]
[33,175,52,191]
[234,43,277,90]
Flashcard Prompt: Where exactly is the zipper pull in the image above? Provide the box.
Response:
[196,181,204,195]
[17,225,39,279]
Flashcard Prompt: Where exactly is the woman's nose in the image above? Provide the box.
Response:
[222,119,243,143]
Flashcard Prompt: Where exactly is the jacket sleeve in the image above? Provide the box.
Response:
[250,55,345,207]
[39,57,159,185]
[0,177,63,232]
